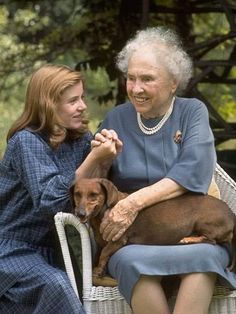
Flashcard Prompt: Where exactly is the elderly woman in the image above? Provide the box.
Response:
[94,27,236,314]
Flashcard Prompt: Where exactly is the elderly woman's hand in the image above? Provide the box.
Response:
[100,198,138,242]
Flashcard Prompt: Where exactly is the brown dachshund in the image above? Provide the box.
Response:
[70,178,236,278]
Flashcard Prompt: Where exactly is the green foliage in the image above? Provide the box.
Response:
[193,13,229,39]
[0,0,117,156]
[199,83,236,122]
[0,100,24,158]
[192,12,236,124]
[84,67,116,129]
[218,97,236,122]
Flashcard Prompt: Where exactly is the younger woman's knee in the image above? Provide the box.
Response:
[44,271,69,288]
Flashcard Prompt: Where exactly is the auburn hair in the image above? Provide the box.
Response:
[7,64,89,148]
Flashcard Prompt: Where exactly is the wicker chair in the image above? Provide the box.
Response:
[54,163,236,314]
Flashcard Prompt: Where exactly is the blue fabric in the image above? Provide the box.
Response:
[108,244,235,305]
[99,97,216,193]
[99,96,236,305]
[0,129,91,313]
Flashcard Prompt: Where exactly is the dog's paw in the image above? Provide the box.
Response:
[179,235,209,244]
[179,237,191,244]
[92,275,118,287]
[93,266,105,278]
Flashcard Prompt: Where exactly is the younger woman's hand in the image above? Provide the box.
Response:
[92,129,123,156]
[91,137,117,161]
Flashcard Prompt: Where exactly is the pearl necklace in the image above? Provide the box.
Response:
[137,97,175,135]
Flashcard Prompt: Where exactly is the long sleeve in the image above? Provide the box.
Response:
[0,129,92,246]
[10,130,91,214]
[166,99,216,193]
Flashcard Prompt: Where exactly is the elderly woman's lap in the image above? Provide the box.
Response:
[108,243,230,304]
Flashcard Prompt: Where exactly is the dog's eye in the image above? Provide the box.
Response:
[89,192,99,199]
[74,192,81,198]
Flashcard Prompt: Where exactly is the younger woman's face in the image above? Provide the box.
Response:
[57,81,87,130]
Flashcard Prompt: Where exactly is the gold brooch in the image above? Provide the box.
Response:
[174,130,182,143]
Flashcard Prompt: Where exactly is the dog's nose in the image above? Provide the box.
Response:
[75,207,87,222]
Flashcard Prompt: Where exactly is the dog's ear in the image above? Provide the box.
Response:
[69,180,75,212]
[98,178,120,208]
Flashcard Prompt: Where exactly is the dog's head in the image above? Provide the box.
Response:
[70,178,120,223]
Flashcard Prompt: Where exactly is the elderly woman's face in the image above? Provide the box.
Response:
[57,81,87,129]
[126,50,177,118]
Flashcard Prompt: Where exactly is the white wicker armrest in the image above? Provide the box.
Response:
[54,212,131,314]
[54,212,93,296]
[215,163,236,214]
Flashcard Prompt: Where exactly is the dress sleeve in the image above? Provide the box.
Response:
[9,132,88,215]
[166,101,216,194]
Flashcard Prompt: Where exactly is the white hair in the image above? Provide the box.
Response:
[116,26,193,94]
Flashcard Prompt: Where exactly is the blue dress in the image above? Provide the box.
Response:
[0,129,91,313]
[99,96,236,305]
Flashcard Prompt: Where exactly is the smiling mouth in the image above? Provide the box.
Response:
[134,96,149,103]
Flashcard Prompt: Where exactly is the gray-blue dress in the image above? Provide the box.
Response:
[99,96,236,304]
[0,129,91,313]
